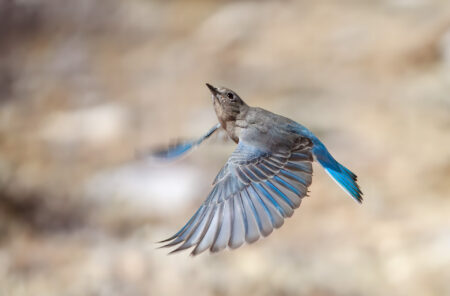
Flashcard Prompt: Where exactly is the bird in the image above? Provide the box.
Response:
[154,83,363,256]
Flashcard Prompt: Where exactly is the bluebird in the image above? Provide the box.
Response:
[156,83,363,255]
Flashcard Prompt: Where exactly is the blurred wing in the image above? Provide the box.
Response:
[140,123,221,160]
[160,136,314,255]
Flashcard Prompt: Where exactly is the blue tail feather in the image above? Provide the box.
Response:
[312,138,363,203]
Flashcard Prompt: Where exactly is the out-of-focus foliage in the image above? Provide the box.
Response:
[0,0,449,295]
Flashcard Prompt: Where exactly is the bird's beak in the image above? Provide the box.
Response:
[206,83,219,97]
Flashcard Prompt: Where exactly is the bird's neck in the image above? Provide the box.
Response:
[220,105,249,143]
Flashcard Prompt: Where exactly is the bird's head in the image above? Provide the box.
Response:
[206,83,248,125]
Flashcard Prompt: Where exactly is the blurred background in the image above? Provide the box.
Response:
[1,0,450,295]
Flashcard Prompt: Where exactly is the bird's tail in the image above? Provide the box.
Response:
[312,138,363,203]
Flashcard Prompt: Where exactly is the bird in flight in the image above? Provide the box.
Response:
[154,83,363,255]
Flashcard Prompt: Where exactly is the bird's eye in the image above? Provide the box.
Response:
[226,92,234,99]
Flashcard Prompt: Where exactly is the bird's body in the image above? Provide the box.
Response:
[156,84,362,255]
[229,107,298,146]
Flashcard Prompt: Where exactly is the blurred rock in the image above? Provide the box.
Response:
[85,162,203,215]
[38,103,129,149]
[0,0,449,296]
[439,26,450,69]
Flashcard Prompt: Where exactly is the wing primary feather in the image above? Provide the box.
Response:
[209,202,225,253]
[273,175,301,195]
[191,204,220,256]
[170,207,213,254]
[268,179,302,208]
[280,169,309,186]
[278,174,309,195]
[229,193,247,247]
[211,201,230,252]
[160,205,207,248]
[254,183,285,217]
[253,183,284,228]
[262,181,295,216]
[243,188,263,232]
[235,193,246,236]
[263,180,295,209]
[158,205,204,244]
[246,186,273,237]
[240,190,260,243]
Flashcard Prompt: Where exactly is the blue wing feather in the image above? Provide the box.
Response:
[148,123,221,160]
[160,139,313,254]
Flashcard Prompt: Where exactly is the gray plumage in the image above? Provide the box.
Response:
[157,83,363,255]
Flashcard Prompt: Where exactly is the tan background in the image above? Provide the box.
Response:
[1,0,450,295]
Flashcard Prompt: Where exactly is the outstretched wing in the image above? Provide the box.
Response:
[160,136,314,255]
[140,123,221,160]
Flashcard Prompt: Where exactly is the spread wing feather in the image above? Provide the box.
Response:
[160,137,313,255]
